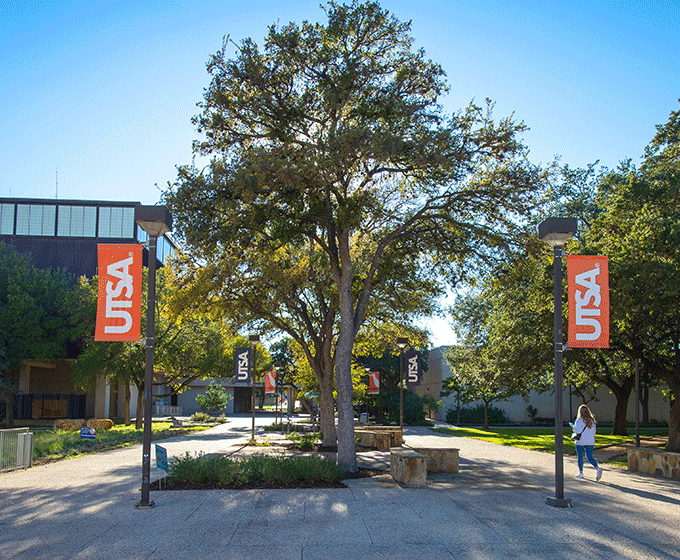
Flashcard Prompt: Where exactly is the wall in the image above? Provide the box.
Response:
[427,346,671,425]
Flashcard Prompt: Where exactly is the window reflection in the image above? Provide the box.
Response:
[0,203,14,235]
[57,205,96,237]
[98,206,134,238]
[16,204,56,236]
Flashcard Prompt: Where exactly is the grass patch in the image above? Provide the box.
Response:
[33,422,210,463]
[166,453,348,489]
[431,426,668,456]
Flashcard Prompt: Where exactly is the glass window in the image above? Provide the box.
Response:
[0,204,14,235]
[57,205,96,237]
[15,204,56,236]
[98,206,135,238]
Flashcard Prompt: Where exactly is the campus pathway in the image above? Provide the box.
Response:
[1,416,679,560]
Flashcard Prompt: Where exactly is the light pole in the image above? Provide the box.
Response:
[396,337,408,430]
[249,334,260,440]
[134,205,172,510]
[539,217,576,509]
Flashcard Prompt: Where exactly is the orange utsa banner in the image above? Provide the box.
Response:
[264,371,276,394]
[567,255,609,348]
[368,371,380,394]
[95,244,143,341]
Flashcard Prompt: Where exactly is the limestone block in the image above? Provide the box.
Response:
[412,447,459,473]
[53,419,86,430]
[356,431,377,448]
[390,448,427,488]
[87,418,114,430]
[628,448,680,480]
[374,432,391,451]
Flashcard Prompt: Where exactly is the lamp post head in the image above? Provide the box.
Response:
[396,337,409,349]
[135,205,173,237]
[538,217,577,248]
[249,334,260,344]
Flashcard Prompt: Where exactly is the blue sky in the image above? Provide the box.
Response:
[1,1,678,344]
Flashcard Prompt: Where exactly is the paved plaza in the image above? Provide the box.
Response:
[1,416,679,560]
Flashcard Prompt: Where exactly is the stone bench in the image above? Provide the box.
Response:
[411,447,459,473]
[366,426,403,447]
[355,426,402,448]
[627,447,680,480]
[390,447,427,488]
[355,430,392,451]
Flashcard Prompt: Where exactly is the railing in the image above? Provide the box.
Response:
[153,404,182,416]
[0,428,34,471]
[13,393,86,420]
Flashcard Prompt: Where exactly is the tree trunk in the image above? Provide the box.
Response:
[4,394,15,428]
[318,368,336,447]
[605,375,634,436]
[335,269,358,472]
[124,384,131,426]
[483,400,490,430]
[335,333,357,471]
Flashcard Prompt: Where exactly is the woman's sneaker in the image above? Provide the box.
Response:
[576,473,584,479]
[596,468,603,481]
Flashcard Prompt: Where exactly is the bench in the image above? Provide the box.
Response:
[355,430,392,450]
[411,447,459,473]
[389,447,427,487]
[355,426,403,450]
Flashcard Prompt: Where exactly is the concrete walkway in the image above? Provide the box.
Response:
[1,416,679,560]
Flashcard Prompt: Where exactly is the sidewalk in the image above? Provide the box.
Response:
[1,417,679,560]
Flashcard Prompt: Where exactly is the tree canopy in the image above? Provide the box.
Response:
[0,243,77,425]
[165,1,545,469]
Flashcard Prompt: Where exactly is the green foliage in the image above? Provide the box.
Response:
[286,431,321,451]
[165,1,546,469]
[195,383,232,415]
[445,404,509,425]
[167,452,347,488]
[189,412,211,423]
[0,243,76,380]
[381,389,430,425]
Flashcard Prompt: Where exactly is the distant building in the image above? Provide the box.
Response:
[0,197,175,423]
[421,346,671,425]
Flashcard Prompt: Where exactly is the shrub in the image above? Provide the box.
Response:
[167,452,347,488]
[196,383,232,415]
[286,431,320,450]
[445,404,509,425]
[190,412,211,423]
[382,390,430,425]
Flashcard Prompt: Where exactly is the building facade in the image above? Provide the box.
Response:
[420,346,671,425]
[0,197,175,422]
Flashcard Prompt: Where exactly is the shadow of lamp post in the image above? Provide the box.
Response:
[539,217,577,509]
[134,205,172,510]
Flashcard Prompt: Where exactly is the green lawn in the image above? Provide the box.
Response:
[32,421,210,463]
[431,426,668,457]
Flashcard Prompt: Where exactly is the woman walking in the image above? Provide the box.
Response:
[572,404,603,481]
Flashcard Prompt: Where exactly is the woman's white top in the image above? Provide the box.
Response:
[573,417,596,446]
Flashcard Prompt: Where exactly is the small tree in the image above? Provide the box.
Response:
[196,383,232,416]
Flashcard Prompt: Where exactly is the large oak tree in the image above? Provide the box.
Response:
[165,1,544,470]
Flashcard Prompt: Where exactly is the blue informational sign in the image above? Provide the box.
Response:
[80,427,97,439]
[405,350,422,386]
[155,444,168,471]
[234,347,252,383]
